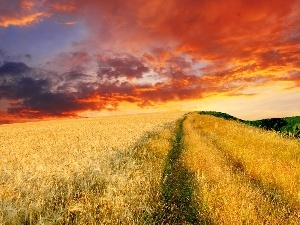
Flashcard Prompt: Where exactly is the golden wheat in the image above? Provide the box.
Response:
[181,112,300,224]
[0,112,183,224]
[2,111,299,224]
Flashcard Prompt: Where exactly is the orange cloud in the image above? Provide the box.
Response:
[50,3,76,12]
[0,0,50,27]
[0,12,48,27]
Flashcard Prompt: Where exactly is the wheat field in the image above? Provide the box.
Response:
[182,113,300,224]
[0,112,184,224]
[1,111,300,224]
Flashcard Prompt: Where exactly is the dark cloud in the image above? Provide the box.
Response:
[0,61,90,117]
[96,81,134,95]
[0,62,31,77]
[54,52,92,68]
[25,54,32,61]
[0,60,143,117]
[1,77,49,99]
[97,55,149,79]
[62,70,88,81]
[166,56,192,70]
[0,59,209,118]
[8,92,88,116]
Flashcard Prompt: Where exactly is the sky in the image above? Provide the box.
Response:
[0,0,300,123]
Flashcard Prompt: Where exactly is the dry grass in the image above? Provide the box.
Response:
[181,112,300,224]
[0,112,183,224]
[2,111,299,224]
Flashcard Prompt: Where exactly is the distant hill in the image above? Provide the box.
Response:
[198,111,300,138]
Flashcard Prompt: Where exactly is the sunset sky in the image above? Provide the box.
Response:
[0,0,300,123]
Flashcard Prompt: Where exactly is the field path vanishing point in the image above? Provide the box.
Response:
[150,116,211,224]
[1,111,300,224]
[158,112,300,224]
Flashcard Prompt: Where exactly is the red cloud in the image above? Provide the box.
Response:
[1,0,300,122]
[50,3,76,12]
[0,0,49,27]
